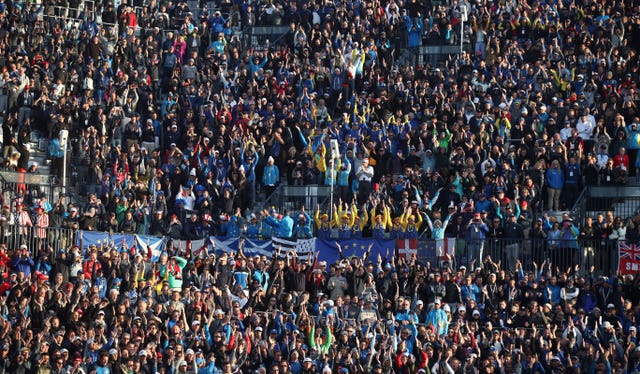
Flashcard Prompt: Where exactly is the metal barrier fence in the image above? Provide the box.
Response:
[584,186,640,219]
[446,238,620,276]
[0,172,60,206]
[418,45,462,66]
[240,26,290,51]
[2,223,623,277]
[262,185,332,214]
[1,225,76,256]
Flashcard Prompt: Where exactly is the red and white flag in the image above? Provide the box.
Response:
[397,239,418,259]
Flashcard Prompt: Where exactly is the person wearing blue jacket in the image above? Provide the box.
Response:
[244,214,261,239]
[263,210,294,238]
[466,212,489,266]
[262,156,280,199]
[293,211,313,239]
[564,156,581,208]
[545,159,564,210]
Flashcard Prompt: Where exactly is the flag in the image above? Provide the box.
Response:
[271,237,317,260]
[619,241,640,275]
[435,238,455,259]
[211,237,273,258]
[134,235,166,262]
[241,238,275,257]
[315,239,395,264]
[211,237,244,254]
[397,238,417,259]
[77,231,136,254]
[417,240,437,266]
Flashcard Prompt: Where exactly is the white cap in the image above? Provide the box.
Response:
[190,168,196,176]
[185,349,194,355]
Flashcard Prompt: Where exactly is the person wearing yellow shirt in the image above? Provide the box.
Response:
[370,202,390,239]
[351,204,368,238]
[315,204,334,239]
[402,208,423,239]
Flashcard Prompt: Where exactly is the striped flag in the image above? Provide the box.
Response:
[272,237,317,260]
[435,238,456,259]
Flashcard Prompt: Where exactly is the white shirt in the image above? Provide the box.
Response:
[559,126,573,142]
[576,116,596,139]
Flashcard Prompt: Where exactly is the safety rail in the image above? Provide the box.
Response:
[0,171,61,206]
[60,226,627,277]
[1,225,76,257]
[261,184,332,214]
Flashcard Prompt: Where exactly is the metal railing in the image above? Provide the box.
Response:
[0,171,61,206]
[428,238,620,276]
[418,45,462,66]
[240,26,289,51]
[262,185,333,213]
[575,186,640,221]
[2,225,76,256]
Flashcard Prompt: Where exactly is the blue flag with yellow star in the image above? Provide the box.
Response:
[316,239,395,264]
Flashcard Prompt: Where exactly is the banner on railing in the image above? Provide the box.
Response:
[315,239,395,264]
[75,230,434,265]
[619,241,640,275]
[77,231,166,261]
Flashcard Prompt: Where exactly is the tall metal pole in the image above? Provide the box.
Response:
[60,130,69,195]
[460,5,467,54]
[329,161,334,222]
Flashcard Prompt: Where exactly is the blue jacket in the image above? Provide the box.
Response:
[262,165,280,186]
[245,221,261,238]
[293,213,313,239]
[265,215,294,238]
[407,18,423,48]
[11,256,34,278]
[546,167,565,189]
[564,163,580,184]
[466,222,489,241]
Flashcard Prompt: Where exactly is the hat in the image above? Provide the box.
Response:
[602,321,612,329]
[108,348,118,355]
[303,357,313,363]
[179,360,188,366]
[472,310,481,316]
[607,304,615,309]
[185,349,195,355]
[255,326,263,332]
[139,350,148,356]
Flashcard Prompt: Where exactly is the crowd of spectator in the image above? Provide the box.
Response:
[0,0,639,372]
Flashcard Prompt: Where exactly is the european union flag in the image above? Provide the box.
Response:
[315,239,395,264]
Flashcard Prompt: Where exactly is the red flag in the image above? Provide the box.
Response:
[397,239,418,259]
[619,242,640,275]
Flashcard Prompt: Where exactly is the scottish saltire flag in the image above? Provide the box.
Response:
[134,235,166,262]
[315,239,395,264]
[211,237,273,258]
